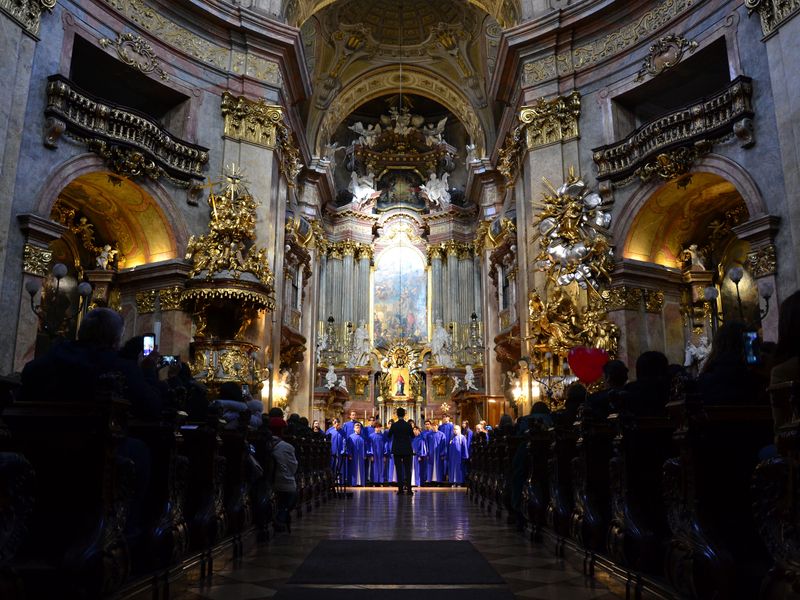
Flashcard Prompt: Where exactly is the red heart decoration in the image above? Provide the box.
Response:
[567,346,610,384]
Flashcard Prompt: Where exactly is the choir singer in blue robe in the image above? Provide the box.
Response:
[368,422,386,485]
[447,425,470,485]
[326,418,346,483]
[347,422,367,486]
[439,414,454,444]
[411,426,427,487]
[425,423,447,483]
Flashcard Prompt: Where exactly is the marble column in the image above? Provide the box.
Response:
[473,252,482,317]
[458,252,472,324]
[330,255,343,325]
[430,248,444,324]
[446,243,459,327]
[357,249,371,325]
[321,251,333,321]
[342,244,355,324]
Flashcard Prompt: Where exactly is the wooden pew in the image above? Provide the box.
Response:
[606,408,674,597]
[663,384,772,599]
[2,374,133,598]
[752,380,800,599]
[546,412,578,557]
[521,424,552,542]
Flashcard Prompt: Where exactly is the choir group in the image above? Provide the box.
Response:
[325,410,479,487]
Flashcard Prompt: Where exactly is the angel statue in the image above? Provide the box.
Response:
[420,172,451,208]
[347,121,381,146]
[451,376,462,391]
[338,376,347,391]
[325,365,338,390]
[315,333,328,365]
[347,321,371,367]
[680,244,707,271]
[684,336,711,372]
[424,117,448,146]
[96,244,118,270]
[348,171,379,207]
[430,320,455,368]
[464,365,478,391]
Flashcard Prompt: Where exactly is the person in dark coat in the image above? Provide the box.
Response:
[624,351,670,417]
[387,407,414,495]
[587,359,629,418]
[698,321,767,405]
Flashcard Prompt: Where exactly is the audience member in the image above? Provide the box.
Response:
[586,359,628,418]
[264,429,298,532]
[213,381,263,429]
[517,400,555,433]
[698,321,767,405]
[771,291,800,431]
[267,406,288,437]
[624,351,670,417]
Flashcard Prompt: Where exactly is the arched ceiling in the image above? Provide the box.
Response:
[286,0,519,29]
[302,0,499,159]
[55,172,177,268]
[623,172,748,268]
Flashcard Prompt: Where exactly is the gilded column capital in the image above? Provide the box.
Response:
[456,242,474,260]
[340,239,357,257]
[159,286,184,311]
[136,289,158,314]
[444,240,460,256]
[355,244,373,262]
[519,91,581,150]
[22,243,52,277]
[747,244,777,277]
[427,245,445,263]
[1,0,56,35]
[221,91,283,148]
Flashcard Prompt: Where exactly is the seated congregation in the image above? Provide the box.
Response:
[0,308,334,600]
[468,291,800,600]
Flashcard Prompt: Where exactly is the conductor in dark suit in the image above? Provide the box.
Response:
[388,407,414,495]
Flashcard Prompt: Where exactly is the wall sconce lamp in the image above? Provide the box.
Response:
[26,263,93,337]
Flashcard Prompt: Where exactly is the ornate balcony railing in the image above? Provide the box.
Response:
[45,74,209,186]
[592,76,754,184]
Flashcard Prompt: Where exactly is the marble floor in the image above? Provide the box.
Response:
[178,489,625,600]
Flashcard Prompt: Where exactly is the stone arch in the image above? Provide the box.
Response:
[613,153,768,264]
[34,153,190,264]
[311,65,488,158]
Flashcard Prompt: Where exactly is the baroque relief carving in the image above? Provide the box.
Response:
[636,34,697,81]
[99,0,281,85]
[522,0,697,84]
[603,286,664,313]
[221,92,284,149]
[22,244,52,277]
[99,32,168,80]
[634,142,711,183]
[136,289,157,314]
[520,91,581,150]
[159,286,184,311]
[0,0,55,35]
[746,0,800,36]
[747,244,778,278]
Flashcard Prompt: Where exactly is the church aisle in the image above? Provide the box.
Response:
[178,489,624,600]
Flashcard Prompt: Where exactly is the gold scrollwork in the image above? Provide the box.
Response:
[522,0,697,84]
[1,0,55,35]
[22,243,52,277]
[99,32,168,80]
[602,286,664,313]
[221,92,283,148]
[634,142,711,183]
[636,34,697,81]
[519,91,581,150]
[136,289,157,314]
[159,286,184,311]
[747,244,778,278]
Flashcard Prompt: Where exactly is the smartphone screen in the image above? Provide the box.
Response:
[143,334,155,356]
[242,384,250,397]
[743,331,760,365]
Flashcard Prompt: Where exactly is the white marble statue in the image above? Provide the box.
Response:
[420,172,451,208]
[96,244,118,270]
[431,320,455,368]
[325,365,338,390]
[348,121,381,146]
[451,376,462,391]
[465,143,478,164]
[391,107,412,135]
[347,321,371,367]
[464,365,478,391]
[424,117,448,146]
[349,170,379,207]
[684,336,711,371]
[338,376,347,391]
[315,333,328,365]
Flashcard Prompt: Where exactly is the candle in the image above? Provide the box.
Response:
[364,409,367,421]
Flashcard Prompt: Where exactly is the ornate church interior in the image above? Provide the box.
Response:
[1,0,800,599]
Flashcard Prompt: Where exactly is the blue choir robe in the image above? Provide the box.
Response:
[326,427,346,480]
[411,435,428,486]
[425,430,447,482]
[363,425,374,443]
[464,428,473,447]
[439,422,454,444]
[347,432,367,486]
[368,431,386,483]
[385,437,396,482]
[342,419,360,438]
[447,433,470,484]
